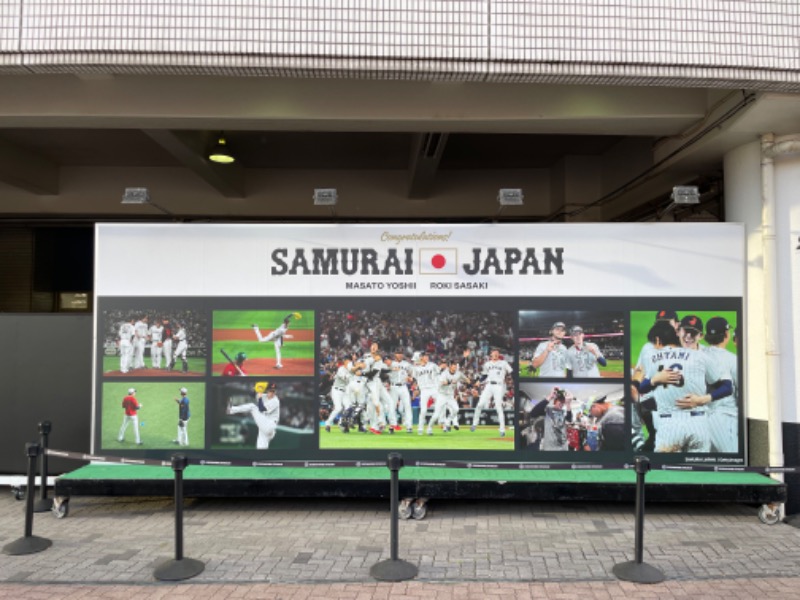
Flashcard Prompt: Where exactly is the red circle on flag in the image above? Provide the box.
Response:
[431,254,446,269]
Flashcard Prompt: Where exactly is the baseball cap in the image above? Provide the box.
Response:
[679,315,703,332]
[655,310,679,322]
[551,321,566,330]
[706,316,731,336]
[179,387,188,394]
[570,325,584,334]
[128,388,136,395]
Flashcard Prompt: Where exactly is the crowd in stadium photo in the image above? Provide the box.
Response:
[317,310,516,438]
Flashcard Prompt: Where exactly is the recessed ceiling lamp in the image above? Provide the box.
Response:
[208,134,235,164]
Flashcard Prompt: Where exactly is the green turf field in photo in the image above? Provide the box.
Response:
[102,356,206,374]
[630,309,738,359]
[101,381,206,450]
[212,310,315,368]
[213,339,313,360]
[213,310,314,331]
[319,424,514,450]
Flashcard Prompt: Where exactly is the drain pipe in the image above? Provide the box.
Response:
[760,134,800,502]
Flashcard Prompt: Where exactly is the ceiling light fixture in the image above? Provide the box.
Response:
[497,189,524,206]
[313,188,338,206]
[121,187,150,204]
[120,187,172,215]
[670,185,700,205]
[208,134,235,164]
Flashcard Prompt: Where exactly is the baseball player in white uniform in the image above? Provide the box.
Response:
[117,318,135,374]
[632,310,680,451]
[388,350,414,433]
[133,316,149,370]
[565,325,607,378]
[228,382,280,449]
[344,362,369,433]
[325,357,354,432]
[412,351,440,435]
[366,350,399,433]
[471,349,513,437]
[149,319,164,369]
[637,321,731,453]
[678,314,704,350]
[429,355,469,434]
[171,322,188,372]
[161,317,174,371]
[702,316,739,453]
[252,315,293,370]
[532,322,569,377]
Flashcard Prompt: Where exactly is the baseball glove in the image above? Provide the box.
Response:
[157,342,163,347]
[292,312,302,320]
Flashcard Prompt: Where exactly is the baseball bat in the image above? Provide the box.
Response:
[220,348,245,376]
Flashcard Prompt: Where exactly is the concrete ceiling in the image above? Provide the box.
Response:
[0,75,799,223]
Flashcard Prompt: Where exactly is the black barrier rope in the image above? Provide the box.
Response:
[33,421,52,514]
[43,447,799,475]
[153,454,205,581]
[370,453,418,582]
[2,443,52,556]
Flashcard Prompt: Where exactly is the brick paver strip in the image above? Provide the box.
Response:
[1,492,800,596]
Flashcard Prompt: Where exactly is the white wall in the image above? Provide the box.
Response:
[724,141,767,421]
[726,137,800,424]
[773,143,800,424]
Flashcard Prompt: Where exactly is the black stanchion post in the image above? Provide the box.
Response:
[153,454,205,581]
[33,421,52,513]
[370,452,418,582]
[612,455,664,584]
[3,443,52,555]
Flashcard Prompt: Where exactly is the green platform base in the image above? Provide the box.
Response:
[54,464,786,504]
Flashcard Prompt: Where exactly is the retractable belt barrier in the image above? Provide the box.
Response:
[9,445,791,585]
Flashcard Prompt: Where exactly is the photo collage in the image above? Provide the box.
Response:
[95,302,743,462]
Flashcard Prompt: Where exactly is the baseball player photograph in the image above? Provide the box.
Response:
[518,382,626,453]
[703,316,739,453]
[117,317,135,374]
[211,310,315,377]
[100,381,206,450]
[629,309,740,457]
[211,380,316,451]
[220,351,248,376]
[101,308,208,377]
[518,311,624,379]
[228,381,281,450]
[317,309,516,451]
[173,387,192,446]
[632,318,733,454]
[565,325,607,378]
[117,387,143,445]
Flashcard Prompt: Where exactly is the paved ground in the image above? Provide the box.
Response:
[1,490,799,598]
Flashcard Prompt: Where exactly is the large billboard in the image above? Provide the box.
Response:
[94,223,745,466]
